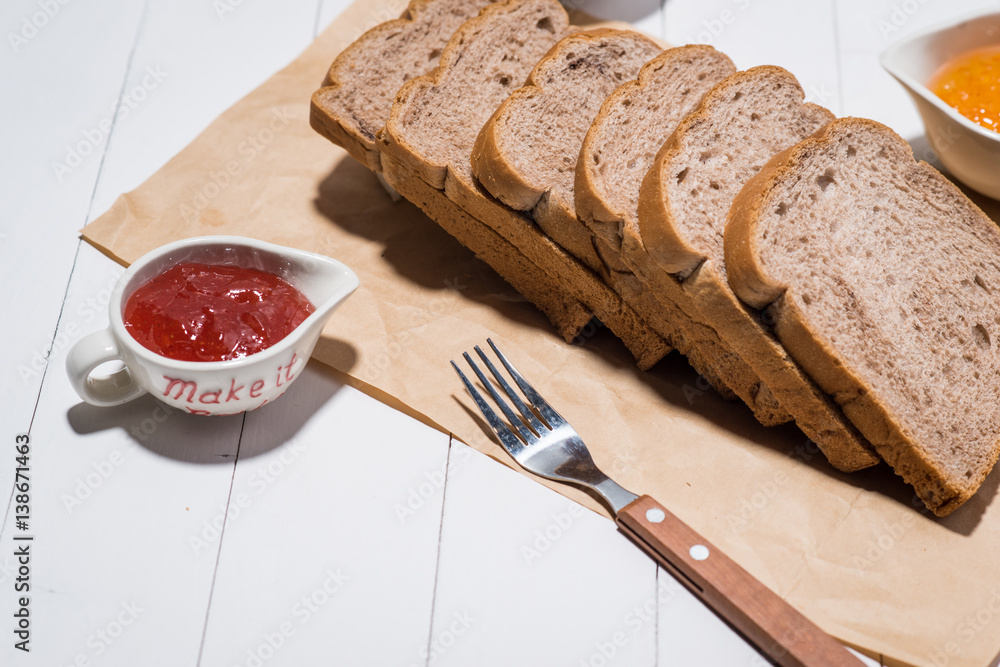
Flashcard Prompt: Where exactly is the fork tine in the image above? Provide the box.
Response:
[473,345,547,434]
[487,338,566,427]
[451,361,526,458]
[461,352,538,445]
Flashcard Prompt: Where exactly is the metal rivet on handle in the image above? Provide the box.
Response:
[645,508,666,523]
[689,544,710,561]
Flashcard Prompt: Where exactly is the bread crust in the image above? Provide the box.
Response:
[568,45,790,425]
[634,67,876,471]
[638,67,827,274]
[688,260,878,471]
[577,45,736,254]
[472,28,662,273]
[442,164,670,369]
[725,117,1000,514]
[380,0,571,190]
[310,0,490,173]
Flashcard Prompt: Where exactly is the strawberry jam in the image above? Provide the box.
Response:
[124,262,315,362]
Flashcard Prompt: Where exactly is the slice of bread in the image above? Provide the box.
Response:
[570,46,789,424]
[472,29,662,271]
[576,46,737,265]
[310,0,494,172]
[380,0,673,369]
[310,0,596,344]
[725,117,1000,514]
[381,0,571,190]
[637,67,878,472]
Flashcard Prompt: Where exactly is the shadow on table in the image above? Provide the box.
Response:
[66,352,355,464]
[313,159,561,337]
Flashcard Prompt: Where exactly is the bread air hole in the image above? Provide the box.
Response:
[750,112,760,121]
[776,202,787,216]
[973,324,991,349]
[847,145,857,157]
[676,167,689,184]
[975,274,990,293]
[816,168,836,191]
[428,48,441,61]
[536,17,555,33]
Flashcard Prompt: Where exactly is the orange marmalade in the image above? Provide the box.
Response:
[930,45,1000,133]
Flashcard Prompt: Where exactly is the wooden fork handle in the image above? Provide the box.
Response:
[616,496,862,667]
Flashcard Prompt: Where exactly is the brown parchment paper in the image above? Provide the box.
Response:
[82,2,1000,665]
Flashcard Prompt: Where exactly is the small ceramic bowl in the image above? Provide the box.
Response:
[66,236,359,416]
[881,10,1000,200]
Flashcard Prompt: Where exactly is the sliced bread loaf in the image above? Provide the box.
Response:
[310,0,595,343]
[380,0,673,369]
[725,117,1000,514]
[472,29,662,271]
[637,67,878,472]
[310,0,494,172]
[472,35,789,424]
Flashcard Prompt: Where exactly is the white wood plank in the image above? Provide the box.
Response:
[89,0,319,219]
[0,241,244,667]
[0,0,146,610]
[198,376,451,667]
[662,0,842,114]
[428,442,658,666]
[0,0,144,461]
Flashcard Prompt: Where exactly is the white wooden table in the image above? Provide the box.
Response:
[3,0,990,664]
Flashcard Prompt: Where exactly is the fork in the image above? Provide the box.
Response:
[452,339,863,667]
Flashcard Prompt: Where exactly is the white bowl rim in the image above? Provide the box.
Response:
[880,9,1000,143]
[109,235,359,372]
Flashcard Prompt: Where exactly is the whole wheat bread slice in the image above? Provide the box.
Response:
[472,35,790,424]
[637,67,878,472]
[379,0,672,369]
[725,117,1000,514]
[576,46,736,265]
[310,0,494,172]
[472,29,662,271]
[570,45,789,424]
[310,0,595,342]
